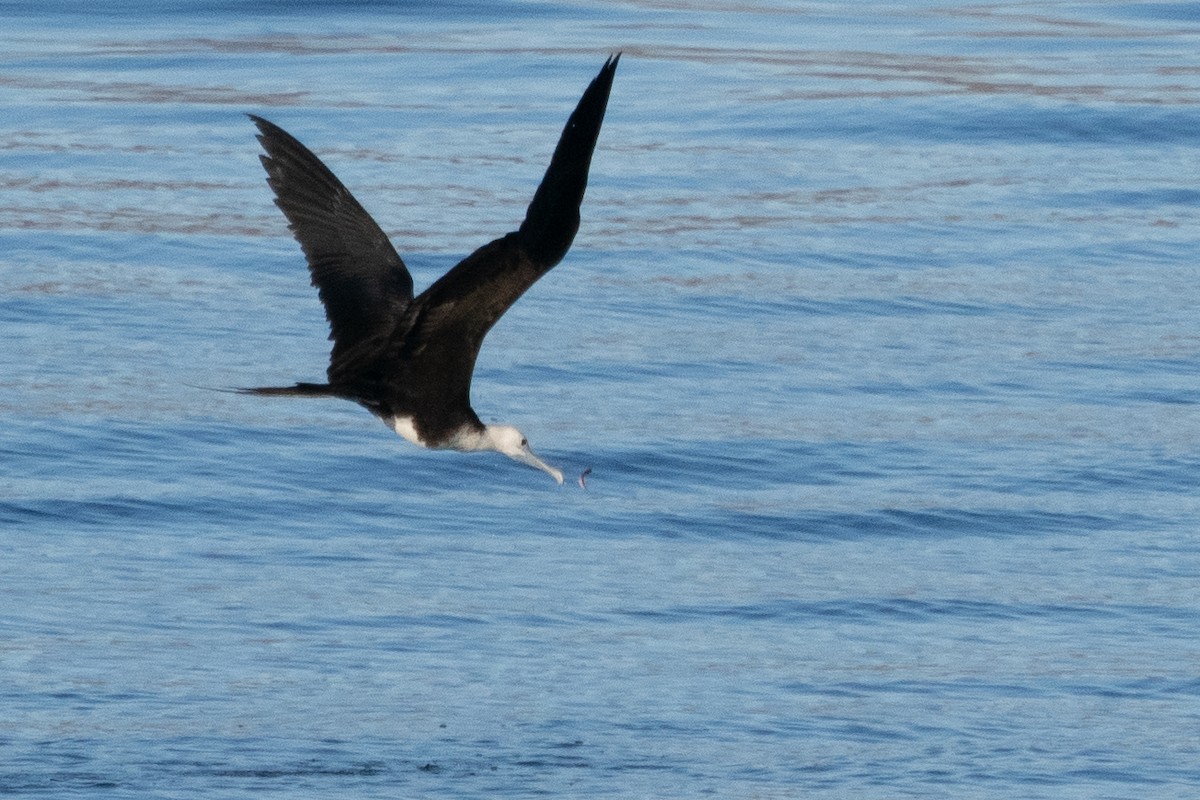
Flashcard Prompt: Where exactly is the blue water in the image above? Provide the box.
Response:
[4,1,1200,797]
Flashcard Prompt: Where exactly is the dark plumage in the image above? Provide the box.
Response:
[244,56,619,483]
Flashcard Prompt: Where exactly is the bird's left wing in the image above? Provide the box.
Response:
[251,115,414,369]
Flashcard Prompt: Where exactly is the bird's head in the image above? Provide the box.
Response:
[485,424,564,485]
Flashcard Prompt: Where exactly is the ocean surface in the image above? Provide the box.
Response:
[3,1,1200,797]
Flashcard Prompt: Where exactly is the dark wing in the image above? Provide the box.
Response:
[251,115,414,374]
[401,55,619,398]
[517,53,620,268]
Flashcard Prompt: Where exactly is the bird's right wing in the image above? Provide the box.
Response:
[400,55,619,405]
[516,53,620,268]
[411,55,619,350]
[251,115,414,367]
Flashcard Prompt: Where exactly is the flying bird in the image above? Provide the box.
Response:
[243,56,619,484]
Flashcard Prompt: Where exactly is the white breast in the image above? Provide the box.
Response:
[389,415,426,448]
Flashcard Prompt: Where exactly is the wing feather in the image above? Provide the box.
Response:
[251,115,413,375]
[403,56,619,396]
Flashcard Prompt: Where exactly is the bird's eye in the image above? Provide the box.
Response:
[520,438,528,447]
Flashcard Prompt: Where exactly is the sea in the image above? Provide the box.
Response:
[3,1,1200,797]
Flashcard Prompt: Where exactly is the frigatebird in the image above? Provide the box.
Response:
[243,56,619,484]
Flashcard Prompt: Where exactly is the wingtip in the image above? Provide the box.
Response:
[591,53,620,105]
[516,53,620,267]
[598,53,621,83]
[247,114,274,151]
[248,113,287,142]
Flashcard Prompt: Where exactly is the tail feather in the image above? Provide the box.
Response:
[239,382,336,397]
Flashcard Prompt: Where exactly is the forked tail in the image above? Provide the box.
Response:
[239,382,337,397]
